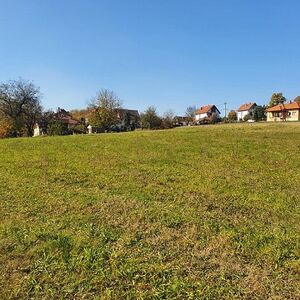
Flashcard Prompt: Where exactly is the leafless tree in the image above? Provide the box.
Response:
[89,89,122,110]
[88,89,122,129]
[185,106,196,118]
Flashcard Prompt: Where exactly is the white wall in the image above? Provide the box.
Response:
[237,109,254,120]
[195,113,208,120]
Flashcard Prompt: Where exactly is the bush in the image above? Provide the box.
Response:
[227,110,237,122]
[0,116,13,138]
[48,121,69,136]
[253,106,266,122]
[140,106,162,129]
[72,124,87,134]
[243,114,251,122]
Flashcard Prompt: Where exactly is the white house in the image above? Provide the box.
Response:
[237,102,257,121]
[195,105,220,121]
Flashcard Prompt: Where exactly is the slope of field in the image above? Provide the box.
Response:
[0,123,299,299]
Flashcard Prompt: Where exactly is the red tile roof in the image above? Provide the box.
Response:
[195,105,214,114]
[238,102,256,111]
[266,102,300,112]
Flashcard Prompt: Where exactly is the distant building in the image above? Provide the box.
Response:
[195,105,220,121]
[237,102,257,121]
[173,116,190,126]
[266,102,300,122]
[34,108,80,137]
[115,109,140,130]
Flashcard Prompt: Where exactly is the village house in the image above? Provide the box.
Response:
[34,108,80,136]
[195,105,220,121]
[237,102,257,121]
[266,102,300,122]
[115,109,140,130]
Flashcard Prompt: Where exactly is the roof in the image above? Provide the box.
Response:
[195,105,219,114]
[54,108,80,125]
[115,109,140,119]
[266,102,300,112]
[238,102,257,111]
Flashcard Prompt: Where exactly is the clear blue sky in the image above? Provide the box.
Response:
[1,0,299,115]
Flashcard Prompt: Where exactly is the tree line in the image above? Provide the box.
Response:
[1,78,299,138]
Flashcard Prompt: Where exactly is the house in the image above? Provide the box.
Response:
[266,102,300,122]
[34,108,80,136]
[237,102,257,121]
[173,116,190,126]
[54,108,80,126]
[115,109,140,130]
[195,105,220,121]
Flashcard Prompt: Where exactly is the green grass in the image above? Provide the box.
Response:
[0,123,299,299]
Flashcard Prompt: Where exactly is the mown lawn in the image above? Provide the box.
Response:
[0,123,299,299]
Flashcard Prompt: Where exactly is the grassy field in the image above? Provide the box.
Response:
[0,123,299,299]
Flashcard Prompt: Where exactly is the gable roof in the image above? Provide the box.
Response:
[266,102,300,112]
[238,102,257,111]
[195,105,220,114]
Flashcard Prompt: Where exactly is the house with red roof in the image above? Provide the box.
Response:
[237,102,257,121]
[33,108,80,136]
[266,102,300,122]
[195,105,220,121]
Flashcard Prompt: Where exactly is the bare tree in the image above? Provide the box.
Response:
[88,89,122,129]
[185,106,196,119]
[0,79,42,137]
[89,89,122,110]
[162,109,175,128]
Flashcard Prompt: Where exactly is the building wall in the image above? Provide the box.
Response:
[267,110,300,122]
[33,125,41,137]
[195,113,208,120]
[237,108,255,120]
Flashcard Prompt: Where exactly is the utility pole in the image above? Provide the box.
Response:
[224,102,227,122]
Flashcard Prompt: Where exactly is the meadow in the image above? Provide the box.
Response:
[0,123,299,299]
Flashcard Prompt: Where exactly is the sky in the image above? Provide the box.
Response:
[0,0,300,115]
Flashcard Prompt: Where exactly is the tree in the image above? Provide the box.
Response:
[36,110,57,135]
[88,89,121,129]
[227,110,237,122]
[185,106,196,119]
[253,105,266,122]
[268,93,286,108]
[243,114,251,122]
[0,79,42,137]
[90,89,122,110]
[89,107,118,128]
[0,111,13,138]
[70,109,89,123]
[161,109,174,129]
[48,120,69,136]
[293,96,300,104]
[140,106,162,129]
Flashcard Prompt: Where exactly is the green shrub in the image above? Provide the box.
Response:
[48,121,69,136]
